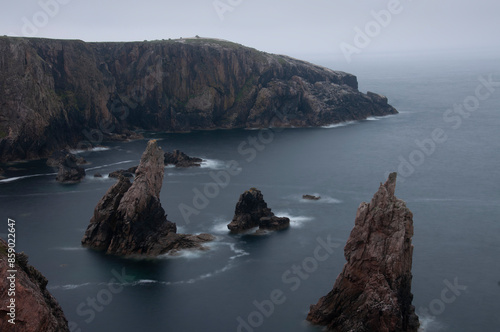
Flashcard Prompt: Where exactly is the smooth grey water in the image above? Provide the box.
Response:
[1,53,499,332]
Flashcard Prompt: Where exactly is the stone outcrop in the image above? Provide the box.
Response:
[52,152,86,183]
[108,166,138,178]
[0,239,70,332]
[303,194,321,200]
[81,140,213,256]
[0,36,397,162]
[164,150,202,167]
[307,173,419,332]
[227,188,290,232]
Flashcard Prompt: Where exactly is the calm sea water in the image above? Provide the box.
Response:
[1,53,499,332]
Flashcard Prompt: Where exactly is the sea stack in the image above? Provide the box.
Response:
[227,188,290,232]
[307,173,419,331]
[82,140,212,256]
[0,239,70,331]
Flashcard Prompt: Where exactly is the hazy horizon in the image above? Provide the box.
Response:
[2,0,499,62]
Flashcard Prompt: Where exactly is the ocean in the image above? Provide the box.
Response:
[0,52,499,332]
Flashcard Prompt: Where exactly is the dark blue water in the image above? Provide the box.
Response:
[1,53,499,332]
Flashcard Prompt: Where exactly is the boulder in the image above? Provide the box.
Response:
[164,150,202,167]
[55,152,86,183]
[307,173,419,331]
[227,188,290,232]
[303,194,321,200]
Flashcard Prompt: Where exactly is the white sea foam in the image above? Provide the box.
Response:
[200,159,227,170]
[211,219,231,234]
[0,172,57,184]
[53,247,86,251]
[70,146,111,154]
[365,116,381,121]
[418,315,444,331]
[321,120,357,129]
[274,212,314,228]
[85,160,136,172]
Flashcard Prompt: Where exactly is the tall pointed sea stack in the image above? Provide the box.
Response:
[82,140,212,256]
[307,173,419,331]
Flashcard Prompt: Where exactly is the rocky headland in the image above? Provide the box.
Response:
[227,188,290,232]
[0,36,397,162]
[307,173,419,331]
[81,140,213,256]
[0,239,70,331]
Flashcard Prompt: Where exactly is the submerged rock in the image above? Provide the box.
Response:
[303,194,321,200]
[227,188,290,232]
[0,239,70,332]
[307,173,419,331]
[164,150,202,167]
[82,140,213,256]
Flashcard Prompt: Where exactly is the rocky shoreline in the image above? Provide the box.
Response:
[0,36,397,163]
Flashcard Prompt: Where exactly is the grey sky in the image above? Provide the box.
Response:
[2,0,499,59]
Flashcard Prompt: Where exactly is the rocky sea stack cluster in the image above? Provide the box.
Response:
[0,239,70,332]
[81,140,213,256]
[227,188,290,232]
[307,173,419,331]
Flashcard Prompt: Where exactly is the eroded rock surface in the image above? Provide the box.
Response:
[0,239,69,332]
[307,173,419,332]
[227,188,290,232]
[82,140,213,256]
[164,150,202,167]
[0,36,397,162]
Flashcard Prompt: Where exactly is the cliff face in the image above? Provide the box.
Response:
[307,173,419,332]
[0,36,397,162]
[0,239,69,332]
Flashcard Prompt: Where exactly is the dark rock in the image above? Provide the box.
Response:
[108,166,138,178]
[55,153,86,183]
[303,194,321,200]
[0,36,397,163]
[46,149,86,168]
[108,170,134,178]
[307,173,419,331]
[94,173,102,178]
[0,238,70,332]
[227,188,290,233]
[82,140,213,256]
[164,150,203,167]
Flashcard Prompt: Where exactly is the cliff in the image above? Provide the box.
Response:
[0,36,397,162]
[81,140,213,256]
[0,239,69,331]
[307,173,419,331]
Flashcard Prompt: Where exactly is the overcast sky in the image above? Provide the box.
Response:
[2,0,499,60]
